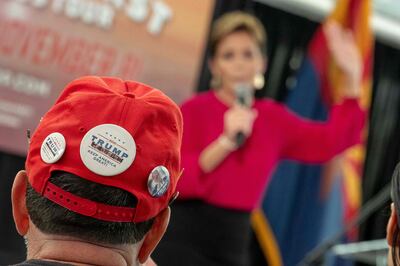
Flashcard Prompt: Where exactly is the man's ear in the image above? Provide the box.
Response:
[12,170,30,236]
[138,207,170,264]
[388,203,399,246]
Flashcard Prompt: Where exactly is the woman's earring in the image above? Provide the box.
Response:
[210,76,222,88]
[253,73,265,90]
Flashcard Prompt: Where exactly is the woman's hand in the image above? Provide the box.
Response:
[198,105,257,173]
[223,105,258,142]
[324,21,362,99]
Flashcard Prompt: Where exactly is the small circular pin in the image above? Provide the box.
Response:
[147,166,170,197]
[40,132,66,164]
[80,124,136,176]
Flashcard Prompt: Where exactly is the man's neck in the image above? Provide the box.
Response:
[27,237,138,266]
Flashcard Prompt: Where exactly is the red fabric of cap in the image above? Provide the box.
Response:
[26,76,183,223]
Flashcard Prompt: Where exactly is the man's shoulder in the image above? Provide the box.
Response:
[11,260,73,266]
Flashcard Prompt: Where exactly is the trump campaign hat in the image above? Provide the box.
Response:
[25,76,183,223]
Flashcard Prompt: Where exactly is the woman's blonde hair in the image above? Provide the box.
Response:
[210,11,267,58]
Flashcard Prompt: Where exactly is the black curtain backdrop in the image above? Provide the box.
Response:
[354,42,400,266]
[359,42,400,241]
[1,1,400,265]
[0,151,26,264]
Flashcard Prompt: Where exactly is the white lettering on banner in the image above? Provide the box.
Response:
[126,0,148,22]
[0,112,21,128]
[0,67,51,97]
[0,99,34,118]
[19,0,173,34]
[51,0,64,13]
[147,0,172,35]
[108,0,124,9]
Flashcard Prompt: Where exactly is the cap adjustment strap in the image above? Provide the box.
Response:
[44,182,137,222]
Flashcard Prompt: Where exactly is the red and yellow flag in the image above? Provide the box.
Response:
[309,0,374,239]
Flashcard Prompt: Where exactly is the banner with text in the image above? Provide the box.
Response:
[0,0,214,155]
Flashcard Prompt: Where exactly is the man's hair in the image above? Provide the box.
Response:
[26,171,154,245]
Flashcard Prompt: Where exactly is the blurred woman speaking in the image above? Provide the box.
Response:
[154,11,365,266]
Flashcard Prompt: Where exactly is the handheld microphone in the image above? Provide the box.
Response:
[234,83,253,147]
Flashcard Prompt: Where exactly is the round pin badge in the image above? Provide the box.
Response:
[80,124,136,176]
[40,132,66,164]
[147,166,170,197]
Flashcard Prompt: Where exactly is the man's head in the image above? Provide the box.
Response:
[11,76,183,265]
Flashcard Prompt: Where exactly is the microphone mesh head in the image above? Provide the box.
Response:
[234,83,253,107]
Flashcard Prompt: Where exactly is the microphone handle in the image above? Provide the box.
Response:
[236,96,247,148]
[234,84,251,148]
[236,131,245,148]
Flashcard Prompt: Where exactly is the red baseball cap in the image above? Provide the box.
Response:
[26,76,183,223]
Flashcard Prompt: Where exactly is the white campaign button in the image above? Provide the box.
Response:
[147,166,170,197]
[41,132,66,164]
[80,124,136,176]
